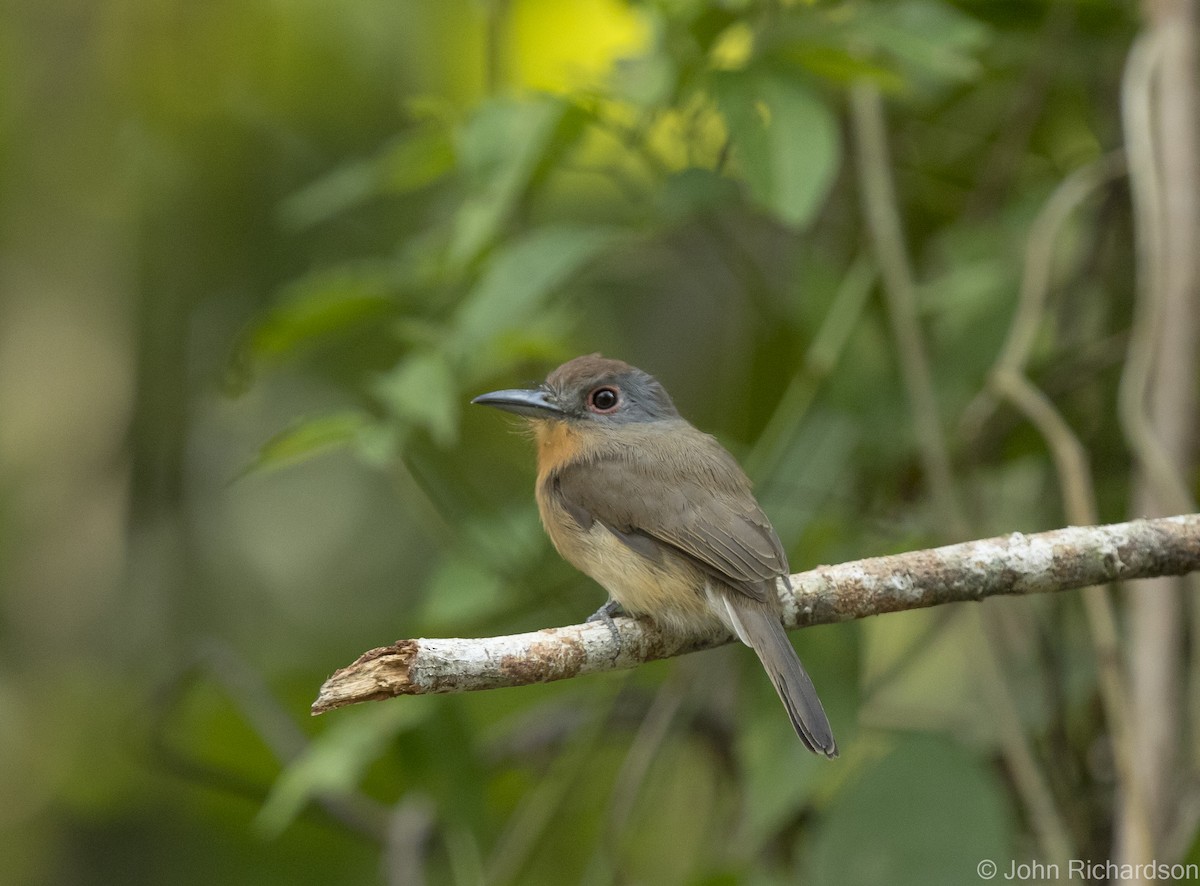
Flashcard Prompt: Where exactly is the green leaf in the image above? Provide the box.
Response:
[453,224,623,366]
[754,3,988,100]
[610,52,677,107]
[378,124,456,194]
[858,1,989,89]
[419,557,508,629]
[257,702,429,836]
[237,411,372,479]
[659,168,740,220]
[280,123,455,230]
[806,734,1014,886]
[246,264,398,362]
[460,506,547,574]
[278,160,380,231]
[449,97,569,266]
[770,43,907,92]
[369,225,617,447]
[372,350,460,447]
[714,70,840,227]
[352,420,402,469]
[689,7,741,53]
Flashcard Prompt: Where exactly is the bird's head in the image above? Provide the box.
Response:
[471,354,680,427]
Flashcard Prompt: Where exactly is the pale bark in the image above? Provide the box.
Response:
[313,514,1200,714]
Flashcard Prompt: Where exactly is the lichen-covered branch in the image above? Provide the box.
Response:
[312,514,1200,714]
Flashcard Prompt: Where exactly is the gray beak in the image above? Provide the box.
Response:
[471,388,564,419]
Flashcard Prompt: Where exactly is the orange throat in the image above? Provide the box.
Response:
[533,420,587,482]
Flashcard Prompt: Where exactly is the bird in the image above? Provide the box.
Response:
[471,354,837,758]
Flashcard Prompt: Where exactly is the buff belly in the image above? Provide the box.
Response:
[540,497,724,636]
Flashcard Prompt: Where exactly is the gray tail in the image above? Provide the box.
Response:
[725,602,838,758]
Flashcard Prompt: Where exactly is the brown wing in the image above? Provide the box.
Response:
[550,430,789,602]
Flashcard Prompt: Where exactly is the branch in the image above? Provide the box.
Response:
[313,514,1200,714]
[850,80,968,539]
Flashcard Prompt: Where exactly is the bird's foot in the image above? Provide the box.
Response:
[586,599,625,653]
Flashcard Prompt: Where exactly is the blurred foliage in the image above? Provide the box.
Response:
[0,0,1179,884]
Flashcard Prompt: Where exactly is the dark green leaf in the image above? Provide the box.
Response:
[807,735,1014,886]
[659,168,740,220]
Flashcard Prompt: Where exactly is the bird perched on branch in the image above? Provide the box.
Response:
[472,354,837,758]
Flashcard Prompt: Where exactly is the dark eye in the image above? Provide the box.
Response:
[587,386,620,413]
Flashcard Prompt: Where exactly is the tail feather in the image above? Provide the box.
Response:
[723,600,838,758]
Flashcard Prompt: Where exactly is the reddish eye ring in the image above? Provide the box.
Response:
[587,386,620,413]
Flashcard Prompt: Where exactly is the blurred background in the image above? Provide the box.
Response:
[2,0,1198,883]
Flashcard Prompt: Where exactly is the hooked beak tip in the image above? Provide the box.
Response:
[471,388,564,419]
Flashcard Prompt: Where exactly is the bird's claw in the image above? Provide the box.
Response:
[586,599,625,653]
